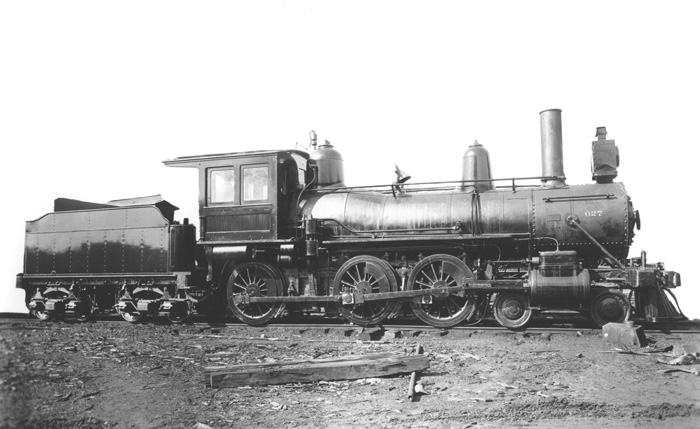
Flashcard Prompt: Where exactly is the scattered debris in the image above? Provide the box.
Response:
[381,329,401,341]
[446,352,482,361]
[602,321,647,347]
[672,343,700,357]
[354,378,383,386]
[657,354,697,366]
[357,327,384,341]
[471,397,492,402]
[658,368,700,376]
[607,345,673,357]
[413,383,429,395]
[408,343,424,401]
[644,345,674,354]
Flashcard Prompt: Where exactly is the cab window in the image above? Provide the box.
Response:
[209,168,236,204]
[243,165,269,203]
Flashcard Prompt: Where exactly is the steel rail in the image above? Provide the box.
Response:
[2,315,699,335]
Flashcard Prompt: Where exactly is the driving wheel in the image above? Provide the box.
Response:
[408,254,477,328]
[227,262,285,326]
[333,256,396,325]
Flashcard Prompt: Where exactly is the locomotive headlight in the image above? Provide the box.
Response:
[666,271,681,288]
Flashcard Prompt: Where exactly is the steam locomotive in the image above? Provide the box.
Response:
[16,109,686,329]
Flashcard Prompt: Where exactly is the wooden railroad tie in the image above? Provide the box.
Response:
[205,352,430,388]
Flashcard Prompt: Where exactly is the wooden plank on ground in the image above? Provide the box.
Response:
[205,352,430,388]
[204,351,398,373]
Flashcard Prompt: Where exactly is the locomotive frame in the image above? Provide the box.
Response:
[16,110,686,329]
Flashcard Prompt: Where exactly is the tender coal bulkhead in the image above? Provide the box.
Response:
[16,110,687,330]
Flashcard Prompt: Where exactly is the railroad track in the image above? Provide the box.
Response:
[2,312,699,335]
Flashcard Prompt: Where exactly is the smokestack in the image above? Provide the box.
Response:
[539,109,566,187]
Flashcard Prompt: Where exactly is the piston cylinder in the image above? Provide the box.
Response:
[529,251,591,308]
[529,269,591,309]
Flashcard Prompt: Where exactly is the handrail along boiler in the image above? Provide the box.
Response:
[16,110,685,329]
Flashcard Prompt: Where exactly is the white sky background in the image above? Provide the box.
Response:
[1,1,698,319]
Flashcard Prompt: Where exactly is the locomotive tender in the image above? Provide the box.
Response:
[16,109,686,329]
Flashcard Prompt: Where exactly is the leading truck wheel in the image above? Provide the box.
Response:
[333,256,396,326]
[589,291,630,328]
[227,262,285,326]
[493,292,532,330]
[408,254,477,328]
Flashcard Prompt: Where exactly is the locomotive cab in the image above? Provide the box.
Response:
[164,149,310,243]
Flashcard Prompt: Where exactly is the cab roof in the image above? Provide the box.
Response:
[163,149,309,168]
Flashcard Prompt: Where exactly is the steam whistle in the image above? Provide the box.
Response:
[310,130,317,149]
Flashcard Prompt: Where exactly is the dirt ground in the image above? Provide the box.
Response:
[1,316,699,429]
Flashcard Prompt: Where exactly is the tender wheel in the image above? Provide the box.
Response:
[32,308,53,321]
[333,256,396,326]
[589,291,630,328]
[74,296,95,322]
[118,307,142,323]
[166,301,193,324]
[227,262,285,326]
[30,288,68,321]
[116,297,142,323]
[117,288,161,323]
[408,254,477,328]
[493,292,532,330]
